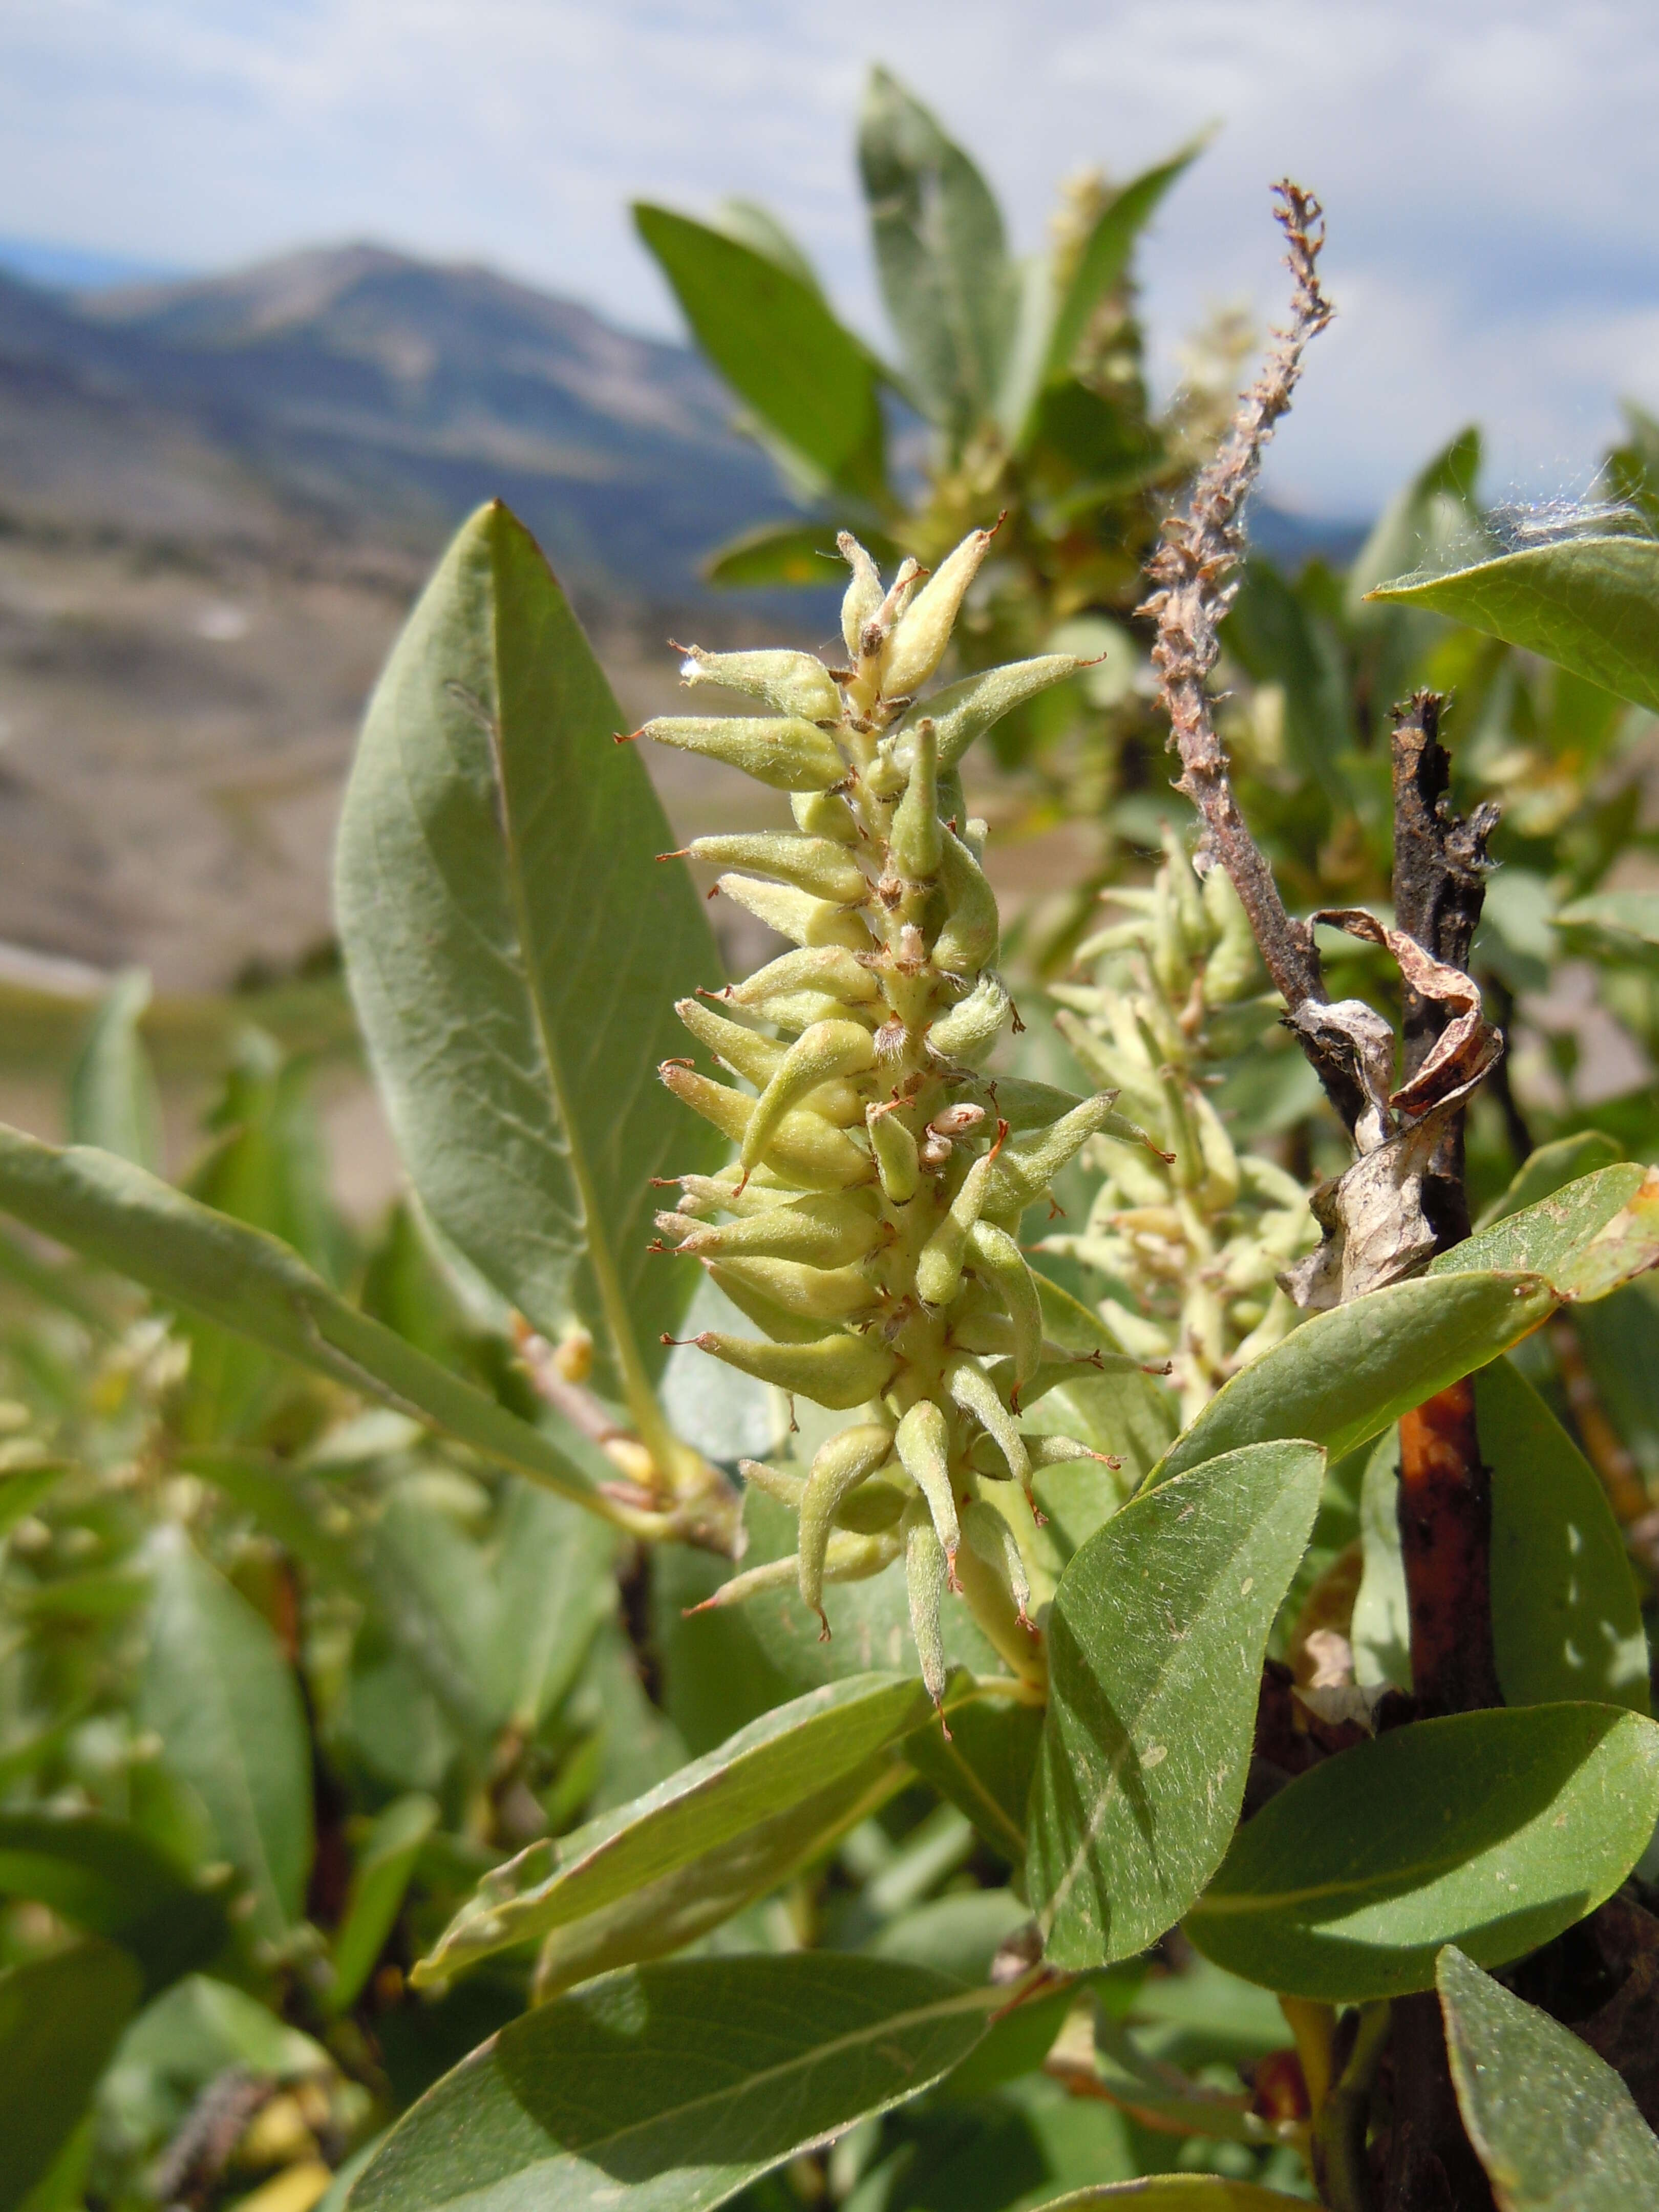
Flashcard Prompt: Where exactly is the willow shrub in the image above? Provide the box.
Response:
[0,487,1651,2211]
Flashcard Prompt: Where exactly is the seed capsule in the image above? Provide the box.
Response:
[657,1064,871,1191]
[688,1328,897,1409]
[883,526,996,698]
[946,1355,1030,1490]
[717,874,870,953]
[895,1399,960,1577]
[929,975,1009,1065]
[902,1496,950,1717]
[931,829,998,978]
[917,1150,996,1308]
[798,1422,897,1629]
[691,1529,903,1615]
[674,1193,884,1268]
[688,833,868,905]
[709,1256,879,1324]
[725,945,880,1011]
[792,789,863,845]
[675,998,784,1087]
[896,653,1083,770]
[867,1102,921,1203]
[640,715,846,792]
[966,1220,1043,1388]
[889,717,942,882]
[743,1019,879,1175]
[839,532,885,658]
[678,645,842,722]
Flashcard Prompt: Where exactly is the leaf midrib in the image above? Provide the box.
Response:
[499,1978,997,2170]
[1041,1493,1294,1933]
[482,581,666,1458]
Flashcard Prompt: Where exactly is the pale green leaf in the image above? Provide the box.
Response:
[1558,889,1659,951]
[336,500,722,1440]
[348,1955,994,2212]
[326,1794,440,2016]
[530,1760,905,2002]
[67,969,161,1172]
[1481,1359,1649,1712]
[1438,1943,1659,2208]
[704,519,899,591]
[1438,1163,1659,1303]
[1476,1133,1625,1229]
[1029,1441,1325,1969]
[415,1673,956,1982]
[0,1941,142,2212]
[1187,1704,1659,2000]
[859,66,1017,436]
[634,207,888,503]
[139,1526,313,1945]
[1368,536,1659,713]
[1158,1272,1558,1484]
[0,1121,641,1526]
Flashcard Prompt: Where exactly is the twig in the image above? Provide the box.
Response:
[1140,184,1373,1137]
[1390,692,1499,1245]
[1397,1376,1502,1715]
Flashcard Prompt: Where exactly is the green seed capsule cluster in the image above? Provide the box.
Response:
[1040,832,1316,1424]
[644,529,1142,1711]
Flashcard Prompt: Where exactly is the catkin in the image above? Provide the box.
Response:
[648,532,1133,1712]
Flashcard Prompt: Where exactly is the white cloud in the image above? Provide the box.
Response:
[4,0,1657,512]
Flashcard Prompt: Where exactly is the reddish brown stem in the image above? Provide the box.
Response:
[1396,1377,1502,1717]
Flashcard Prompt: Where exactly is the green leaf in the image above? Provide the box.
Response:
[0,1940,143,2212]
[67,968,161,1171]
[1350,1429,1410,1692]
[327,1794,440,2016]
[492,1481,620,1732]
[0,1811,227,1995]
[1347,424,1484,610]
[1041,151,1197,394]
[1022,1274,1177,1555]
[1038,2183,1312,2208]
[1224,561,1355,812]
[336,501,722,1447]
[0,1463,66,1539]
[139,1525,313,1945]
[703,519,893,591]
[349,1955,994,2212]
[1476,1133,1626,1229]
[1029,1440,1325,1969]
[1158,1272,1559,1485]
[1558,889,1659,950]
[415,1672,955,1983]
[859,66,1016,437]
[1438,1163,1659,1303]
[1480,1358,1649,1712]
[1369,536,1659,714]
[1438,1943,1659,2208]
[904,1693,1043,1863]
[634,206,888,504]
[1187,1703,1659,2000]
[0,1121,641,1526]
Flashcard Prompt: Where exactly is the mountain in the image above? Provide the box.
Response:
[2,242,788,602]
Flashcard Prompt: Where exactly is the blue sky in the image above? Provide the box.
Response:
[5,0,1657,515]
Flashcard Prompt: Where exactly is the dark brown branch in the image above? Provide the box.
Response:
[1396,1377,1502,1715]
[1390,692,1499,1246]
